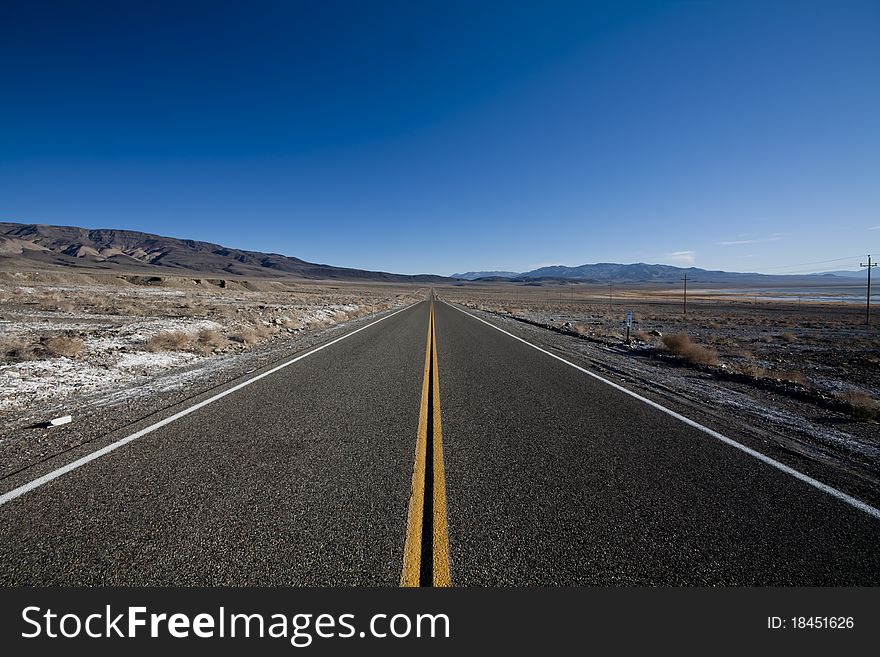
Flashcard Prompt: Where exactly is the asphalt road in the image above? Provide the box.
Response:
[1,298,878,585]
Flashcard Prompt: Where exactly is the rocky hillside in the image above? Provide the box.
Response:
[0,222,447,282]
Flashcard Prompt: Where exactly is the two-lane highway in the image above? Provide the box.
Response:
[1,295,878,585]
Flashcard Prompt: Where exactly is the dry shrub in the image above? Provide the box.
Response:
[43,336,84,358]
[229,328,260,345]
[145,331,193,352]
[780,333,797,343]
[775,370,806,385]
[0,338,37,362]
[195,328,227,354]
[838,390,880,421]
[253,322,273,338]
[662,333,719,366]
[735,362,768,378]
[197,328,225,347]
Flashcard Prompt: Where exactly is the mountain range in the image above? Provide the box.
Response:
[453,263,866,284]
[0,221,866,285]
[0,222,446,283]
[450,270,520,280]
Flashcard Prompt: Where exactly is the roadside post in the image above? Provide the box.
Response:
[625,309,633,344]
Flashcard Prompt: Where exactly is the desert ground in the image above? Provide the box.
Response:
[439,281,879,404]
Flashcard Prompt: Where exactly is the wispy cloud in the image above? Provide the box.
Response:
[868,226,880,231]
[664,250,695,266]
[716,234,782,246]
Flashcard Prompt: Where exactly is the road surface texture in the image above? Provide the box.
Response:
[1,297,878,585]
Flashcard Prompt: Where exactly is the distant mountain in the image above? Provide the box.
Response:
[452,270,520,280]
[815,270,865,278]
[522,262,703,281]
[516,262,865,284]
[0,222,448,283]
[453,262,862,285]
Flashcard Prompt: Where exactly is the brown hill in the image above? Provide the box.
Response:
[0,222,447,283]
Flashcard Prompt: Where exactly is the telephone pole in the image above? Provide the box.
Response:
[861,255,877,325]
[681,274,688,316]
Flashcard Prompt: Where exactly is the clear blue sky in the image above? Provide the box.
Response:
[1,0,878,275]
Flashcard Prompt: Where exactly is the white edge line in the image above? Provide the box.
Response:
[0,302,420,507]
[445,302,880,521]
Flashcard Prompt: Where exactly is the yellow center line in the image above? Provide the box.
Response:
[401,297,451,587]
[430,302,451,586]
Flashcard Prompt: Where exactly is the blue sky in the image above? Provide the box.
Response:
[1,0,878,276]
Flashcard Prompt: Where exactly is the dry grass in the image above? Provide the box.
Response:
[731,361,804,385]
[837,389,880,421]
[0,338,36,363]
[42,336,84,358]
[144,331,193,352]
[146,328,231,354]
[734,362,769,378]
[189,328,227,355]
[780,332,797,343]
[196,328,226,348]
[662,333,719,366]
[571,322,592,336]
[229,328,260,345]
[1,335,84,361]
[775,370,806,385]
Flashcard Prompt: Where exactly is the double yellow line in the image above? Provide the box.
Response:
[401,300,451,587]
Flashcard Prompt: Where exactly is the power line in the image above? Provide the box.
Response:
[760,253,878,273]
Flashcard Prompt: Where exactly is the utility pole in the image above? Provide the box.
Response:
[682,274,688,316]
[609,282,613,309]
[861,255,877,325]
